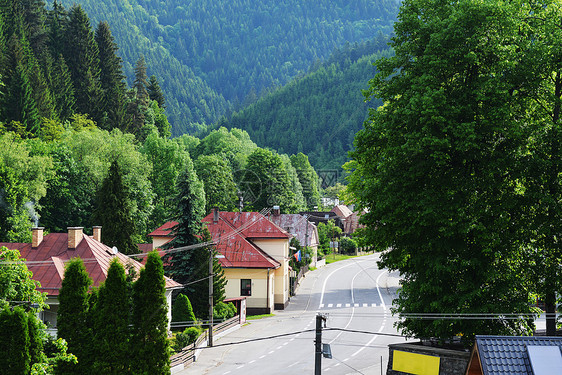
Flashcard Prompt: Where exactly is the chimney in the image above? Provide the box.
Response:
[32,227,44,248]
[273,205,280,216]
[67,227,84,249]
[92,226,102,242]
[213,207,219,223]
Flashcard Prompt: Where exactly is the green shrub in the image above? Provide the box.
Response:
[339,237,357,254]
[172,294,197,325]
[173,327,201,352]
[213,302,236,320]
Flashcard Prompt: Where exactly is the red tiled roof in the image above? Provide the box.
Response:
[148,221,178,237]
[0,233,181,296]
[200,211,287,269]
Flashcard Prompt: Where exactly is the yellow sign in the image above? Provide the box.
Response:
[392,350,440,375]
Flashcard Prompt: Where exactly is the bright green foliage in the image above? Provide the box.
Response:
[147,100,171,138]
[92,160,138,255]
[172,293,197,324]
[316,220,341,255]
[132,251,170,375]
[290,153,321,210]
[244,148,296,213]
[0,247,46,310]
[195,127,257,171]
[173,327,200,352]
[280,154,306,212]
[0,306,31,374]
[94,259,130,374]
[95,21,126,131]
[57,258,92,374]
[0,133,52,242]
[194,154,237,213]
[339,236,357,255]
[32,337,77,375]
[140,132,188,231]
[213,301,236,321]
[347,0,537,343]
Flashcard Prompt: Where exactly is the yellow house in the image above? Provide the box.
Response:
[148,211,291,314]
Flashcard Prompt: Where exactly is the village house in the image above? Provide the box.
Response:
[0,226,181,335]
[149,210,291,314]
[268,209,319,267]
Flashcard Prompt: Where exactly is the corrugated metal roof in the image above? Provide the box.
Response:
[474,335,562,375]
[0,232,181,296]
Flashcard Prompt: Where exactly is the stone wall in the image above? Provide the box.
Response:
[387,342,470,375]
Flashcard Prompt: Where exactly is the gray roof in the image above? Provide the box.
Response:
[475,335,562,375]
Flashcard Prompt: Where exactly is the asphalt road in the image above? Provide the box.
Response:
[182,254,409,374]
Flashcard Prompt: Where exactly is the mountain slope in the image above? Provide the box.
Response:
[58,0,400,135]
[220,38,393,172]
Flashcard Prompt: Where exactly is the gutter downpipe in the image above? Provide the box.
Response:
[267,268,271,313]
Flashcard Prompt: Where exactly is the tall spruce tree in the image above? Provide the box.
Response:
[125,55,149,135]
[63,4,102,124]
[0,306,31,375]
[147,75,165,108]
[51,53,75,121]
[95,21,126,131]
[92,160,137,255]
[132,251,170,375]
[57,258,92,374]
[94,258,130,374]
[163,157,206,290]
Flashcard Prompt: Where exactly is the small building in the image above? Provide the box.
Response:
[466,335,562,375]
[268,211,319,266]
[149,211,291,315]
[0,226,181,335]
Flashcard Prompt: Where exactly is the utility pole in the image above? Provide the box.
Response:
[315,313,327,375]
[208,249,214,347]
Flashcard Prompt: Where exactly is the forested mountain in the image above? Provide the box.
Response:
[57,0,400,135]
[220,38,393,172]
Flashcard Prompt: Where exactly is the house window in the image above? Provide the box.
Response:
[241,279,252,296]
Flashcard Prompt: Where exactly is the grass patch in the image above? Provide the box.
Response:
[325,254,357,264]
[246,313,275,320]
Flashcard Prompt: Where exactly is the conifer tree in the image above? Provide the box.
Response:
[132,251,170,375]
[163,157,206,287]
[172,293,197,324]
[290,152,321,209]
[92,160,137,255]
[147,75,165,108]
[51,53,75,121]
[0,306,30,375]
[63,5,102,124]
[57,258,92,374]
[46,0,68,59]
[125,56,149,135]
[95,21,126,131]
[94,259,130,374]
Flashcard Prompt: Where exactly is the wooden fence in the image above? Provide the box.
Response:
[289,267,307,296]
[170,315,240,372]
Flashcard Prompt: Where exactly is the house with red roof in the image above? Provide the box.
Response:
[149,211,291,314]
[0,226,181,335]
[268,211,319,266]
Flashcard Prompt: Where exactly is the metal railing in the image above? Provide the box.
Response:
[170,315,240,369]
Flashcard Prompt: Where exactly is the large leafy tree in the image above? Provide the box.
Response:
[194,154,237,213]
[290,152,321,210]
[244,148,295,212]
[347,0,535,344]
[92,159,137,255]
[132,251,170,375]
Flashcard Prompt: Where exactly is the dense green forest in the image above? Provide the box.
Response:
[57,0,400,135]
[0,1,323,245]
[221,37,393,171]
